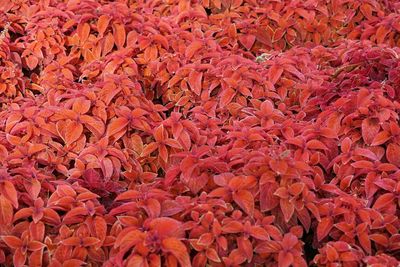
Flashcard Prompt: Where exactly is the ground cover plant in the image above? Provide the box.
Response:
[0,0,400,266]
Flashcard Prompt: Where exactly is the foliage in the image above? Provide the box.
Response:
[0,0,399,266]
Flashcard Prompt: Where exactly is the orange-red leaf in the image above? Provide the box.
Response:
[280,198,294,223]
[372,193,395,210]
[161,238,191,267]
[97,15,110,36]
[78,23,90,42]
[107,117,129,136]
[220,88,236,106]
[2,236,22,249]
[233,190,254,216]
[1,180,18,209]
[317,217,333,241]
[386,143,400,166]
[113,23,126,49]
[306,139,328,150]
[188,70,203,96]
[376,25,391,44]
[268,65,284,84]
[13,248,26,267]
[0,195,13,226]
[72,99,91,114]
[26,55,39,70]
[362,118,380,145]
[141,142,158,157]
[185,41,202,60]
[94,216,107,244]
[65,121,83,145]
[206,247,221,263]
[371,131,391,146]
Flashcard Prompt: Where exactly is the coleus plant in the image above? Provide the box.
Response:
[0,0,400,266]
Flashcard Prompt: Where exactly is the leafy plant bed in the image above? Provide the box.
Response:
[0,0,399,266]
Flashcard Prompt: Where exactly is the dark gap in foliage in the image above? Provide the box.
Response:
[157,168,165,178]
[303,229,318,265]
[100,193,118,211]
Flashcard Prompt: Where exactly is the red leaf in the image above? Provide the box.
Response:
[126,255,145,267]
[365,172,379,199]
[65,121,83,145]
[5,113,22,133]
[28,249,43,267]
[357,231,371,254]
[206,248,221,262]
[94,216,107,244]
[63,259,86,267]
[197,233,214,247]
[362,118,380,145]
[113,23,126,49]
[80,115,105,139]
[13,248,26,267]
[150,217,184,239]
[2,236,22,249]
[317,217,333,241]
[220,88,236,106]
[353,148,377,161]
[260,183,280,211]
[280,198,294,223]
[107,117,129,136]
[154,124,166,142]
[326,244,339,262]
[97,15,110,36]
[185,172,209,194]
[61,237,80,246]
[232,190,254,216]
[26,55,39,70]
[1,181,18,209]
[371,131,391,146]
[185,41,202,60]
[62,207,88,223]
[28,144,47,155]
[28,241,45,251]
[376,25,391,44]
[288,182,304,196]
[351,160,374,169]
[268,65,284,84]
[153,34,169,49]
[269,159,288,174]
[222,221,243,233]
[255,27,272,46]
[250,226,270,240]
[188,70,203,96]
[237,236,253,262]
[306,139,328,150]
[78,22,90,42]
[372,193,395,210]
[141,142,158,157]
[238,34,256,50]
[254,241,282,253]
[386,143,400,166]
[341,137,352,153]
[0,195,13,226]
[165,138,182,149]
[72,99,91,114]
[278,251,293,267]
[161,238,191,267]
[274,187,289,199]
[369,234,388,247]
[82,237,100,247]
[143,198,161,218]
[114,229,144,250]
